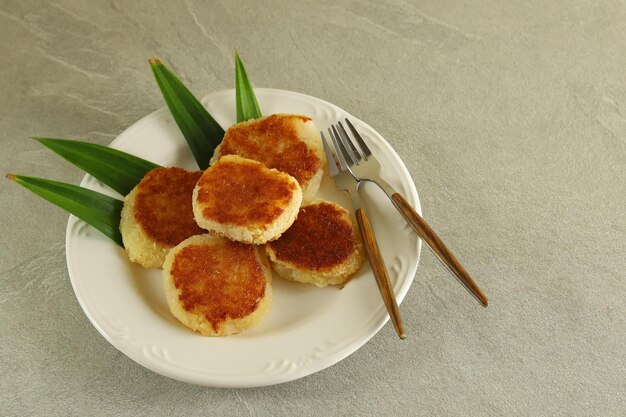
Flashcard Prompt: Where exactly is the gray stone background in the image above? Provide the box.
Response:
[1,0,624,416]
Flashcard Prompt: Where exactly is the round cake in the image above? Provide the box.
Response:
[162,234,272,336]
[266,200,364,287]
[193,155,302,244]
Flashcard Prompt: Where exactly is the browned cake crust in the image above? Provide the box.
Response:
[171,240,266,331]
[268,201,355,269]
[217,114,321,186]
[134,167,204,246]
[266,200,364,287]
[162,234,272,336]
[196,156,297,226]
[193,155,302,244]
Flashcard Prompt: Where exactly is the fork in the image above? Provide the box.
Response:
[321,131,406,339]
[331,119,489,307]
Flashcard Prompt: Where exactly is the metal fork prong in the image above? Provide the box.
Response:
[321,131,340,177]
[337,121,361,165]
[334,124,358,166]
[332,125,353,169]
[344,118,371,160]
[329,127,350,172]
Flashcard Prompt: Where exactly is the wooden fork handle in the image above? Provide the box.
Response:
[390,193,489,307]
[355,207,406,339]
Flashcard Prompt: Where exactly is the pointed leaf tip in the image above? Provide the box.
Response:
[8,174,124,246]
[235,52,262,123]
[150,59,224,169]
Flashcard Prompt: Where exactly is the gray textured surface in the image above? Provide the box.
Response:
[1,0,625,415]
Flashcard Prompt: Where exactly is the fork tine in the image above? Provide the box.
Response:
[321,132,340,177]
[337,121,361,165]
[333,125,357,166]
[329,127,350,172]
[344,118,371,159]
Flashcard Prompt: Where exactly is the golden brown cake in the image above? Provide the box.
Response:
[193,155,302,244]
[266,200,364,287]
[162,234,272,336]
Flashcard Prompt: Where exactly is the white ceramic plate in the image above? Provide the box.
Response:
[66,88,421,387]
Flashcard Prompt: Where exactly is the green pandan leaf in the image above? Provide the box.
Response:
[150,58,224,170]
[235,51,262,123]
[7,174,124,246]
[34,138,159,196]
